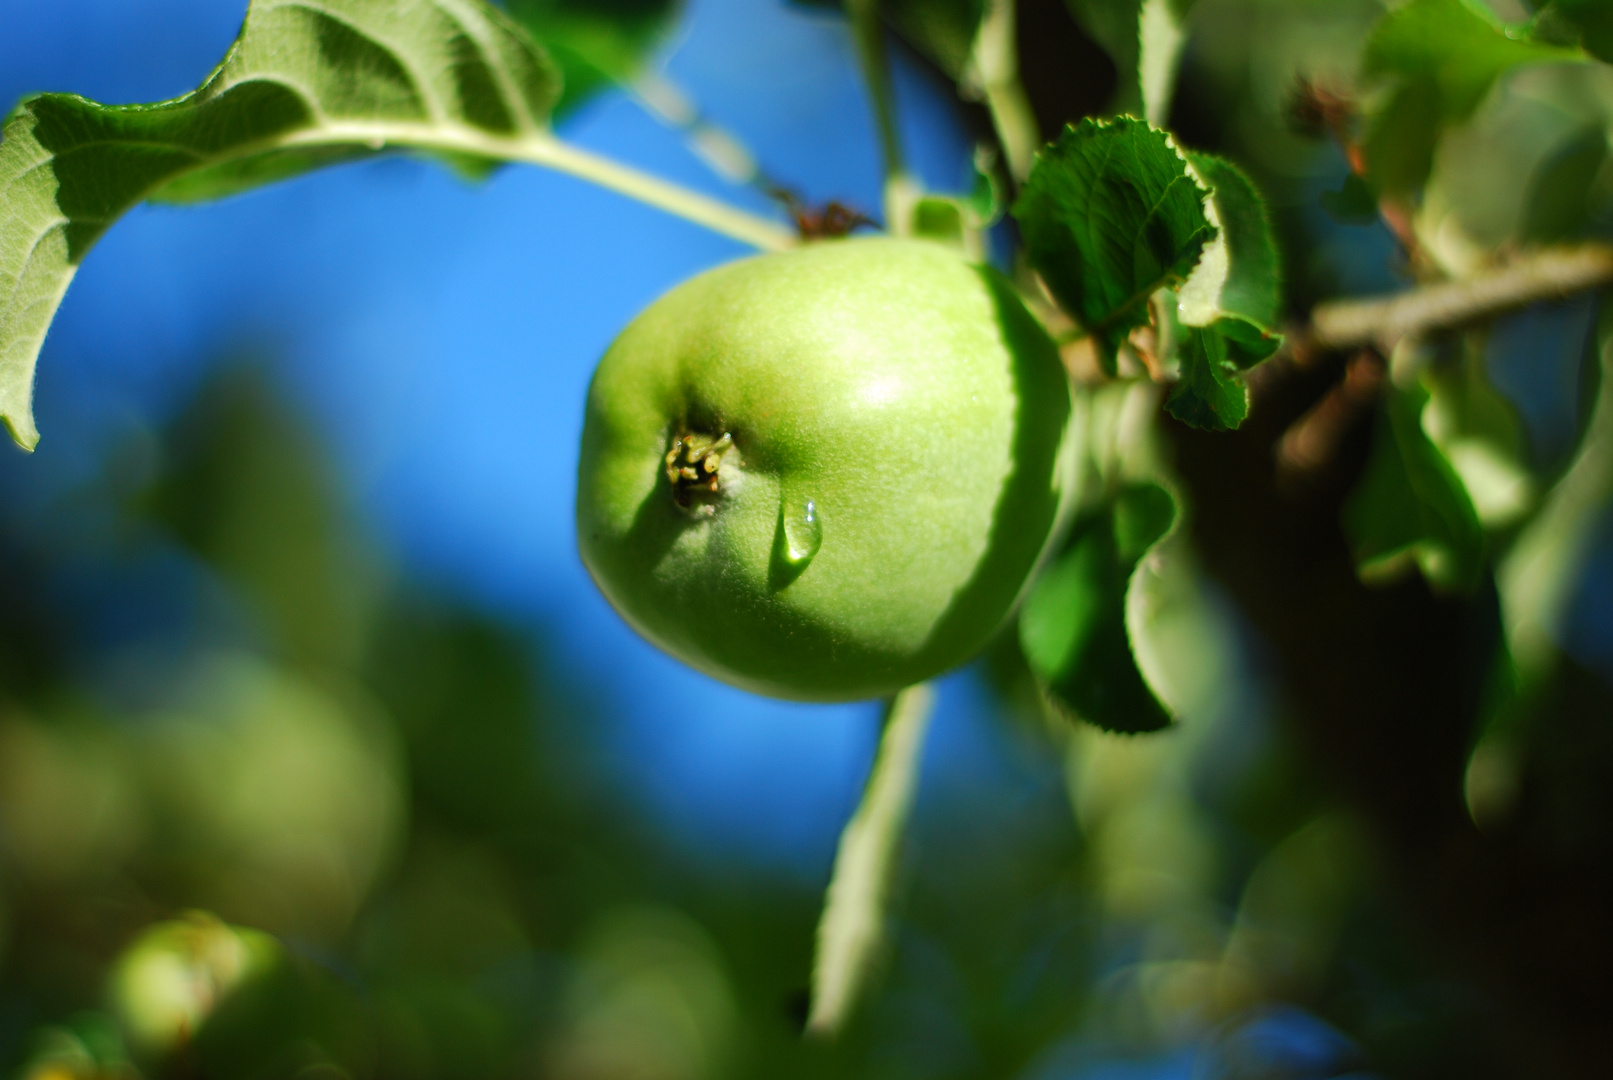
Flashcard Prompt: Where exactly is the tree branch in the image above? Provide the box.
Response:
[1309,244,1613,351]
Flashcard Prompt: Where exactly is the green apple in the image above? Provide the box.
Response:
[576,236,1074,701]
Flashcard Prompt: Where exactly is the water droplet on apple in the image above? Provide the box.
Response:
[781,496,822,565]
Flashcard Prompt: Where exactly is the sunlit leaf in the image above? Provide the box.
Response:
[1343,384,1485,593]
[1360,0,1580,195]
[1014,117,1215,373]
[0,0,561,451]
[1019,483,1178,733]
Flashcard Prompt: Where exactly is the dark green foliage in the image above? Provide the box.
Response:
[1539,0,1613,62]
[791,0,986,79]
[1319,172,1380,225]
[1019,482,1177,732]
[1523,125,1610,242]
[1014,117,1215,373]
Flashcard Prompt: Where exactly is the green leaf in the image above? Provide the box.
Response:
[504,0,679,115]
[1343,384,1486,594]
[1014,117,1215,373]
[1166,324,1253,432]
[1019,482,1178,733]
[1167,153,1283,431]
[1182,153,1281,330]
[1360,0,1581,195]
[0,0,562,451]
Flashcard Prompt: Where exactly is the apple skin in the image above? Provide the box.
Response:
[576,236,1074,702]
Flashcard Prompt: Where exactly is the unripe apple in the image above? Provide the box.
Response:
[576,237,1073,701]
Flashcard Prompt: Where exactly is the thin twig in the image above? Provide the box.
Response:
[1310,244,1613,351]
[278,123,797,252]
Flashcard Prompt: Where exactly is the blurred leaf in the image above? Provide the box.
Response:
[505,0,679,115]
[809,684,933,1036]
[0,714,142,888]
[1422,343,1534,528]
[1014,117,1215,373]
[145,369,375,667]
[1360,0,1580,195]
[556,906,738,1079]
[1169,153,1284,431]
[1538,0,1613,63]
[191,940,376,1080]
[1019,483,1178,733]
[364,601,554,835]
[882,0,987,80]
[1320,171,1380,225]
[794,0,986,80]
[1500,301,1613,673]
[14,1017,136,1080]
[1522,124,1610,243]
[1343,384,1485,593]
[1222,815,1371,994]
[0,0,560,450]
[138,655,407,942]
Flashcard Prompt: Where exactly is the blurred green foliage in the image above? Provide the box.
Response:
[4,0,1613,1076]
[0,364,1520,1078]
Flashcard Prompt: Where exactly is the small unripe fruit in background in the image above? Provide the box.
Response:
[577,237,1074,701]
[108,912,280,1062]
